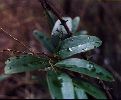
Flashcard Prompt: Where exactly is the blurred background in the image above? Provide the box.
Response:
[0,0,121,99]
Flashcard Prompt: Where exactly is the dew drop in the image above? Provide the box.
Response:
[68,48,72,51]
[94,46,97,48]
[78,45,82,47]
[84,48,88,51]
[70,38,74,41]
[88,36,90,39]
[87,63,95,71]
[82,49,85,51]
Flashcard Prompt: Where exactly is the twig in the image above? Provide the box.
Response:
[1,28,35,55]
[0,28,57,59]
[39,0,72,37]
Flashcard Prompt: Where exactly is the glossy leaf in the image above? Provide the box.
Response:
[55,58,114,81]
[59,73,74,99]
[57,35,102,58]
[47,71,74,99]
[51,17,72,48]
[74,87,88,99]
[72,16,80,32]
[74,80,107,99]
[5,54,50,74]
[33,30,54,53]
[46,71,62,99]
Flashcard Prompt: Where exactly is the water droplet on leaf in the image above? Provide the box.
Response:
[87,63,95,71]
[88,36,90,39]
[68,48,72,51]
[84,48,88,51]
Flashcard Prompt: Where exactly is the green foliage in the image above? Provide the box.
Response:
[5,54,50,74]
[3,16,114,99]
[33,30,54,53]
[57,35,102,58]
[55,58,114,81]
[74,87,88,99]
[74,80,107,99]
[47,71,74,99]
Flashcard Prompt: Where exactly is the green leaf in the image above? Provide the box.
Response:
[57,35,102,58]
[46,71,63,99]
[74,87,88,99]
[74,80,107,99]
[5,54,50,74]
[33,30,54,53]
[45,10,56,30]
[55,58,114,81]
[46,71,74,99]
[51,17,72,48]
[72,17,80,32]
[59,73,74,99]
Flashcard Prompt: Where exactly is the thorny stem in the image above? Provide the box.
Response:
[39,0,72,37]
[1,28,35,55]
[0,28,57,60]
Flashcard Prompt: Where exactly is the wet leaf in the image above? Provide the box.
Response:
[74,87,88,99]
[55,58,114,81]
[47,71,62,99]
[5,54,50,74]
[74,80,107,99]
[57,35,102,58]
[59,73,74,99]
[47,71,74,99]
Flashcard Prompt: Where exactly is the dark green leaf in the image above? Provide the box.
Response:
[57,35,102,58]
[5,54,50,74]
[74,80,107,99]
[33,30,54,53]
[46,71,63,99]
[46,71,74,99]
[72,17,80,32]
[45,10,56,30]
[74,87,88,99]
[51,17,72,49]
[55,58,114,81]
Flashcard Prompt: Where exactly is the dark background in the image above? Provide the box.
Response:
[0,0,121,99]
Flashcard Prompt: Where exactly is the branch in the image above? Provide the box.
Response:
[0,28,57,60]
[1,28,35,55]
[39,0,72,37]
